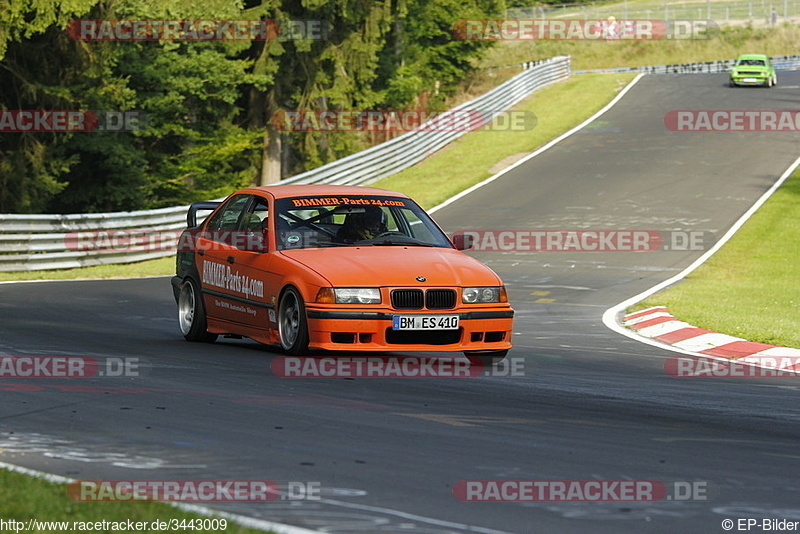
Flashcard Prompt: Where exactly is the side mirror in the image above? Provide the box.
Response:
[451,232,474,251]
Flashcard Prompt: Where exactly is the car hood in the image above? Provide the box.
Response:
[280,246,502,287]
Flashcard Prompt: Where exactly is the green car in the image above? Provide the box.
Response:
[729,54,777,87]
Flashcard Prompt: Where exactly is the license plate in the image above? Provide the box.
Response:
[743,77,758,83]
[392,315,459,330]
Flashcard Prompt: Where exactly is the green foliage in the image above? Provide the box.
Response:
[717,23,770,46]
[0,0,503,213]
[255,0,395,175]
[0,0,100,60]
[377,0,503,109]
[0,136,73,213]
[116,41,269,207]
[0,27,89,213]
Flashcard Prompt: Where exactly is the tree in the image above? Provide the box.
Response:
[0,0,502,213]
[244,0,394,182]
[0,0,270,212]
[378,0,504,110]
[0,0,101,212]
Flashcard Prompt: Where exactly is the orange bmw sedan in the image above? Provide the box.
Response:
[171,185,513,365]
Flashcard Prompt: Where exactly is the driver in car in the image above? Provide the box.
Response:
[337,205,387,242]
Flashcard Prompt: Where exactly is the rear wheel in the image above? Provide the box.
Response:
[178,278,217,342]
[278,287,309,354]
[767,76,774,88]
[465,350,508,367]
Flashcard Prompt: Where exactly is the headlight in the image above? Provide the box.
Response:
[462,286,507,303]
[318,287,381,304]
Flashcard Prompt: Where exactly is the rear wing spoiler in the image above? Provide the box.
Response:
[187,201,221,228]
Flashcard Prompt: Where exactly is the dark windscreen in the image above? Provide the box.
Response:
[274,195,453,250]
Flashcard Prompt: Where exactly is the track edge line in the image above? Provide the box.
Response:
[429,72,646,214]
[0,461,325,534]
[602,154,800,361]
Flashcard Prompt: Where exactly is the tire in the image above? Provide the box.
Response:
[767,76,774,88]
[278,287,309,355]
[729,80,736,87]
[178,278,217,342]
[465,349,508,367]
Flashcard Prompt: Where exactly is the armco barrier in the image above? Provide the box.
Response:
[572,54,800,74]
[280,56,570,187]
[0,56,571,272]
[0,206,188,272]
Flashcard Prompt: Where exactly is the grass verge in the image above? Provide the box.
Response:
[481,24,800,71]
[373,72,637,208]
[0,469,272,534]
[634,168,800,348]
[0,257,174,282]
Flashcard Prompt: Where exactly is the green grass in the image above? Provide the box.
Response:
[635,169,800,348]
[481,23,800,71]
[511,0,788,23]
[0,469,272,534]
[0,257,174,282]
[373,72,637,209]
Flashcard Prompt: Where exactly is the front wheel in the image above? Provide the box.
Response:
[178,278,217,342]
[278,287,310,354]
[465,350,508,367]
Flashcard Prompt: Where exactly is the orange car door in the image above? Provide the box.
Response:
[224,196,280,339]
[198,194,252,329]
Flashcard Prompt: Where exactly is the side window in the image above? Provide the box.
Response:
[242,198,269,232]
[402,209,437,242]
[205,195,251,241]
[382,208,399,232]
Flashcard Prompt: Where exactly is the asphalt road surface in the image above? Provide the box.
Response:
[2,73,800,534]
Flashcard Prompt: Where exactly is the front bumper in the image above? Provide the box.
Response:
[304,307,514,352]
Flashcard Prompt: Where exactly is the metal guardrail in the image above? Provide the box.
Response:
[572,54,800,74]
[280,56,570,187]
[0,205,188,272]
[0,56,571,272]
